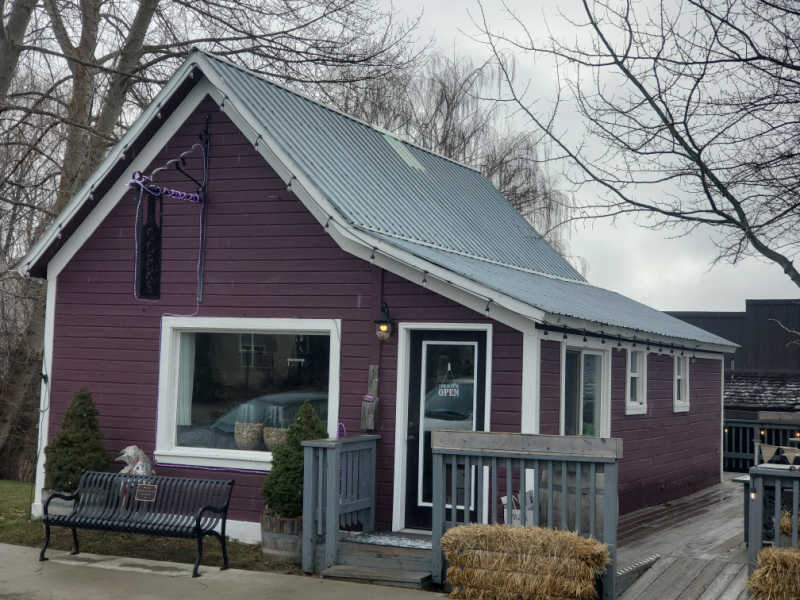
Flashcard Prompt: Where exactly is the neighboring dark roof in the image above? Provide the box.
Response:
[725,373,800,411]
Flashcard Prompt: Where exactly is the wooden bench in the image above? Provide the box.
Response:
[40,471,234,576]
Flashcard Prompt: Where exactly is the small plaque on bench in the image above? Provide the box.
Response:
[134,483,158,502]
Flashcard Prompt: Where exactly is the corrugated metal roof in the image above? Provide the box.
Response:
[371,233,734,347]
[201,53,584,282]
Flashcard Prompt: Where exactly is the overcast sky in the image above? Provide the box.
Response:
[391,0,800,312]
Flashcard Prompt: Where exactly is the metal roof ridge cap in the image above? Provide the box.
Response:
[19,59,202,276]
[194,50,483,175]
[355,225,589,285]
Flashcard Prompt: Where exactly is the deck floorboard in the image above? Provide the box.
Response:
[617,475,748,600]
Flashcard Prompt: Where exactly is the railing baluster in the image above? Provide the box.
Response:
[463,455,471,525]
[532,460,540,527]
[450,454,457,525]
[505,458,512,525]
[775,479,782,547]
[561,461,568,531]
[793,481,799,548]
[547,461,554,528]
[476,457,484,524]
[589,463,596,538]
[519,460,527,527]
[491,458,498,524]
[575,462,582,536]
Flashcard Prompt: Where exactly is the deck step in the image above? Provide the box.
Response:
[320,565,432,589]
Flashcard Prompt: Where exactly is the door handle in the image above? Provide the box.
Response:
[408,421,416,441]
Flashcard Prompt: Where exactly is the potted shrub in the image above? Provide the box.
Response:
[261,401,326,563]
[44,388,111,510]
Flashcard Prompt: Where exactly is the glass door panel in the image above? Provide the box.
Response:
[419,342,477,505]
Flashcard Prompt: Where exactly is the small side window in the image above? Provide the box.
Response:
[625,349,647,415]
[673,355,690,412]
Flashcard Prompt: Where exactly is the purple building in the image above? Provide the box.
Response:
[22,50,736,543]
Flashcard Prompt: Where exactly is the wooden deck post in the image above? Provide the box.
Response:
[601,462,618,600]
[324,445,339,569]
[431,452,445,585]
[748,471,763,574]
[301,445,316,573]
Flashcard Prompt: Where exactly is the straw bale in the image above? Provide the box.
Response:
[748,547,800,600]
[780,510,796,537]
[441,525,609,600]
[441,524,609,570]
[447,566,597,600]
[447,550,597,580]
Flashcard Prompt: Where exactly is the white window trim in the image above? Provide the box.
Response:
[673,355,690,413]
[155,316,341,472]
[625,349,648,415]
[558,338,612,439]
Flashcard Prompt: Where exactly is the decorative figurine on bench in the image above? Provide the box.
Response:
[115,445,155,475]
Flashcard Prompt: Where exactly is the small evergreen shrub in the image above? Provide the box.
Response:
[262,402,327,518]
[45,388,111,492]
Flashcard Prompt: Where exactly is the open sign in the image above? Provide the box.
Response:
[438,383,460,397]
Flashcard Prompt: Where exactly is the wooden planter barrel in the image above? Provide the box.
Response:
[261,512,302,564]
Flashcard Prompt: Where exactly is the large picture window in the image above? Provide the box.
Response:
[156,317,340,471]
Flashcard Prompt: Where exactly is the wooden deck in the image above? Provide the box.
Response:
[617,475,749,600]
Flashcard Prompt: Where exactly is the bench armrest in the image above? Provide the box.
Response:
[194,504,228,530]
[43,491,79,518]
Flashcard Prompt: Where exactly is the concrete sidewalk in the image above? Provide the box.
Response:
[0,543,442,599]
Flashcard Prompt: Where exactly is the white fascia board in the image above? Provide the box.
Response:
[545,312,736,356]
[20,58,203,278]
[198,67,543,333]
[31,271,57,518]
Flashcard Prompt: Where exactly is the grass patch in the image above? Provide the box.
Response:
[0,480,299,574]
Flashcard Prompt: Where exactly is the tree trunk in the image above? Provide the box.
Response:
[0,282,44,457]
[0,0,38,102]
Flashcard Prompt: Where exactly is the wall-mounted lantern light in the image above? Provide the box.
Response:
[375,302,393,341]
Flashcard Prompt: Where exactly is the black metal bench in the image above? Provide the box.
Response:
[40,471,234,577]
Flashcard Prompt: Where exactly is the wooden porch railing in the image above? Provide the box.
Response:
[724,419,800,471]
[430,430,622,600]
[748,465,800,574]
[301,434,380,573]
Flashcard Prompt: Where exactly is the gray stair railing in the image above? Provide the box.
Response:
[748,465,800,574]
[724,419,800,471]
[431,430,622,600]
[301,434,380,573]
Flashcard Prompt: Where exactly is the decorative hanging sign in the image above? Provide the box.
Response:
[128,117,210,303]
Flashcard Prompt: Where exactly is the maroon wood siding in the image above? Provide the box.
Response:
[48,98,522,526]
[539,340,561,435]
[611,349,721,513]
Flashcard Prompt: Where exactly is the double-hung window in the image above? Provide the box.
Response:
[625,349,647,415]
[156,317,340,471]
[673,355,690,412]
